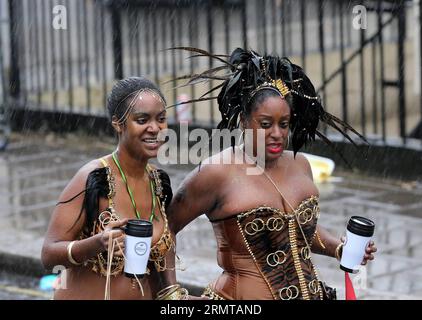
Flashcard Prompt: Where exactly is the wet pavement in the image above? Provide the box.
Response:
[0,133,421,300]
[0,270,51,300]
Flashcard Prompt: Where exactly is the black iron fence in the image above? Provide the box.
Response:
[0,0,421,145]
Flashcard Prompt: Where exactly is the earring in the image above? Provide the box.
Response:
[285,134,290,149]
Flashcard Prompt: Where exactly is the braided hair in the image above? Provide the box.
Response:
[59,77,172,233]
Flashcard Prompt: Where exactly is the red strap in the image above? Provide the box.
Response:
[345,272,357,300]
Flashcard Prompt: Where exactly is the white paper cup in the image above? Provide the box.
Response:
[123,219,153,278]
[340,216,375,273]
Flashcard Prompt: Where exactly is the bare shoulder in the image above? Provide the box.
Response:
[198,149,233,175]
[74,158,106,182]
[283,151,313,179]
[57,158,105,202]
[177,150,232,195]
[190,161,225,186]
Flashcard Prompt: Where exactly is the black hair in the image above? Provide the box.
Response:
[59,167,173,234]
[107,76,166,122]
[57,167,110,234]
[167,47,368,160]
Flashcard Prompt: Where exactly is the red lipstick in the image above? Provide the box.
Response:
[267,144,283,154]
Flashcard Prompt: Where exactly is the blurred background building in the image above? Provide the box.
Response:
[0,0,422,300]
[0,0,421,141]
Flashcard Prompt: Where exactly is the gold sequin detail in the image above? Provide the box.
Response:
[202,286,226,300]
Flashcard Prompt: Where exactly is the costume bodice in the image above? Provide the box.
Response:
[207,196,323,300]
[81,159,174,277]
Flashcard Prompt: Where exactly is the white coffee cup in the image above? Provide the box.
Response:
[123,219,153,278]
[340,216,375,273]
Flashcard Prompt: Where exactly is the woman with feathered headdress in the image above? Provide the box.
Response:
[167,48,377,300]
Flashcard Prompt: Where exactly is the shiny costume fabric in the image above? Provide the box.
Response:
[204,196,323,300]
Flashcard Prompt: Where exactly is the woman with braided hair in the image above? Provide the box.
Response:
[41,77,185,299]
[167,48,377,300]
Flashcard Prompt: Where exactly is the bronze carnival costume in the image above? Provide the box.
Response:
[169,47,367,300]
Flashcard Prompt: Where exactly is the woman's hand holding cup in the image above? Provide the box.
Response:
[340,236,377,266]
[339,216,376,273]
[101,218,128,257]
[361,240,377,265]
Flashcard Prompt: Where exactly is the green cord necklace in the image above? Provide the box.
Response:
[112,151,157,222]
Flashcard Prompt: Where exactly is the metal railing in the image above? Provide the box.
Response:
[0,10,10,150]
[1,0,421,145]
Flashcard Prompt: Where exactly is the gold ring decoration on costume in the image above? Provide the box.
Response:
[98,210,119,229]
[298,208,314,225]
[308,279,321,295]
[314,205,321,219]
[279,285,300,300]
[301,247,311,260]
[245,218,265,235]
[266,250,287,267]
[266,217,284,231]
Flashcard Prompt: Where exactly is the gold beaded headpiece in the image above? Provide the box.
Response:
[249,78,291,103]
[273,79,290,97]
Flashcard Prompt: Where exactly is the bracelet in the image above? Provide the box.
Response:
[162,288,189,300]
[67,241,82,266]
[156,284,189,300]
[334,242,344,261]
[315,230,326,250]
[156,284,180,299]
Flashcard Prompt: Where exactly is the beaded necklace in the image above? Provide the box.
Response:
[112,151,157,222]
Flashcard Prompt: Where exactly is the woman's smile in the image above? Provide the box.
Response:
[142,137,161,150]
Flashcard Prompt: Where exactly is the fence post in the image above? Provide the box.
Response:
[398,0,406,143]
[110,3,123,79]
[8,0,20,98]
[241,0,248,49]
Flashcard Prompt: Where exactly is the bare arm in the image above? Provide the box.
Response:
[295,153,343,258]
[41,160,125,270]
[168,163,222,235]
[311,225,342,258]
[161,163,222,299]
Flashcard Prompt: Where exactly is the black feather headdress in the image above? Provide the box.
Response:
[167,47,368,156]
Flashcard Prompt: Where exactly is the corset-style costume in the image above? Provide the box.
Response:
[79,158,174,277]
[203,196,323,300]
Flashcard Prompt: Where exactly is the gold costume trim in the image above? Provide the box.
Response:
[149,197,175,272]
[288,219,310,300]
[237,196,319,220]
[244,216,284,236]
[84,159,174,277]
[236,219,279,300]
[232,196,321,300]
[266,250,287,267]
[310,259,324,300]
[202,286,226,300]
[279,285,300,300]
